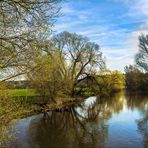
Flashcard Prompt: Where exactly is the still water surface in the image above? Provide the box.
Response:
[6,92,148,148]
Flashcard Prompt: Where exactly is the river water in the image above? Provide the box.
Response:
[3,91,148,148]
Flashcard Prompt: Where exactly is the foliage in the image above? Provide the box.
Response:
[0,82,37,145]
[28,32,106,99]
[0,0,61,81]
[53,31,106,93]
[0,0,62,144]
[74,87,96,96]
[135,34,148,73]
[74,70,125,96]
[0,83,16,144]
[125,34,148,91]
[124,65,148,91]
[96,70,125,94]
[27,50,72,100]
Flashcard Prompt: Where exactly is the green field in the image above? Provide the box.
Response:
[0,89,38,97]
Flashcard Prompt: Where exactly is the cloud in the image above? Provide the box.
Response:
[129,0,148,16]
[61,3,75,14]
[128,21,148,52]
[101,45,135,71]
[54,0,148,71]
[106,54,134,71]
[115,0,148,18]
[54,21,82,31]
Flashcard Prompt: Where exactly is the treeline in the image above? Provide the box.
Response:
[125,65,148,91]
[0,0,147,100]
[125,34,148,91]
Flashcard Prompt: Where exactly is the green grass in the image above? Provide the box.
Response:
[0,89,49,104]
[0,89,38,97]
[74,87,97,96]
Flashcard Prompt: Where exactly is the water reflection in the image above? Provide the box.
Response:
[27,97,110,148]
[127,93,148,148]
[6,92,148,148]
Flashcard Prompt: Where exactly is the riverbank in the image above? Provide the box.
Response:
[0,93,88,126]
[0,87,122,125]
[0,89,38,97]
[0,87,122,138]
[1,92,100,144]
[0,93,90,145]
[1,92,147,148]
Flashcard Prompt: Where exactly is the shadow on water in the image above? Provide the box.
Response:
[2,91,148,148]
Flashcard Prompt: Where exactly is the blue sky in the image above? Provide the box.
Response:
[54,0,148,71]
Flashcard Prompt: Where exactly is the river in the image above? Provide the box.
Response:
[2,91,148,148]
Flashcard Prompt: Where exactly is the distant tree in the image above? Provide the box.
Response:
[125,34,148,91]
[135,34,148,73]
[124,65,140,90]
[96,70,125,94]
[124,65,148,90]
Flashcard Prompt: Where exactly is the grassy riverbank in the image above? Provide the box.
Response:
[0,89,86,123]
[0,88,96,97]
[0,89,38,97]
[0,87,123,145]
[0,90,86,145]
[0,87,111,126]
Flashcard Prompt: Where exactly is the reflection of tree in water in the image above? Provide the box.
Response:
[26,94,125,148]
[27,107,107,147]
[126,93,148,148]
[137,109,148,148]
[126,93,148,110]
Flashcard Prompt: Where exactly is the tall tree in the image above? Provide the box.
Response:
[135,34,148,73]
[53,32,105,91]
[52,31,106,94]
[29,32,106,98]
[124,65,148,90]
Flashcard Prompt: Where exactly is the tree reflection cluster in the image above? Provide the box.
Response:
[13,92,148,148]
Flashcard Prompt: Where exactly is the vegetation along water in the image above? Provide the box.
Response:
[0,0,148,148]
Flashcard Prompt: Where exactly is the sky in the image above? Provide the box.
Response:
[54,0,148,72]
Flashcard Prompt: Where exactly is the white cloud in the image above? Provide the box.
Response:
[54,0,148,71]
[102,46,135,72]
[111,0,148,17]
[128,22,148,53]
[78,15,88,21]
[129,0,148,16]
[54,21,82,31]
[61,3,75,14]
[106,55,134,71]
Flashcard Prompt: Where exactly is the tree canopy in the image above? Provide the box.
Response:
[52,31,106,90]
[0,0,61,81]
[135,34,148,73]
[28,31,106,98]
